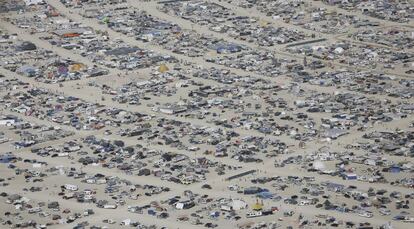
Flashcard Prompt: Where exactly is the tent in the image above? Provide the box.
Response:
[102,17,110,24]
[231,199,247,210]
[251,200,263,211]
[259,20,269,27]
[210,211,220,218]
[313,160,326,171]
[0,154,16,163]
[256,191,273,199]
[390,165,401,173]
[344,173,357,180]
[158,64,169,73]
[17,65,37,77]
[70,63,86,72]
[57,65,69,75]
[16,41,37,52]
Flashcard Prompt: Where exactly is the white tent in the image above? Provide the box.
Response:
[231,199,247,211]
[313,160,326,171]
[334,47,344,54]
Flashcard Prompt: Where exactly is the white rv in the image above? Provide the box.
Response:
[64,184,78,191]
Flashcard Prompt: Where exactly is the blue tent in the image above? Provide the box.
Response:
[147,209,156,216]
[390,165,401,173]
[256,191,273,199]
[216,44,242,54]
[17,65,37,77]
[344,173,357,180]
[210,211,220,218]
[0,154,16,163]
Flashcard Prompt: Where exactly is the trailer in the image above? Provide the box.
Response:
[103,204,117,209]
[246,211,262,218]
[64,184,78,191]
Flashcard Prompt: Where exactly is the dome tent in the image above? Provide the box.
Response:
[158,64,169,73]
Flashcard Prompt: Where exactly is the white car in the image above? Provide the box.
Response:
[358,211,373,218]
[379,208,391,215]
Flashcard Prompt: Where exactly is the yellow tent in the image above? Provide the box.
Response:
[69,63,85,72]
[158,64,169,73]
[252,202,263,211]
[259,20,269,27]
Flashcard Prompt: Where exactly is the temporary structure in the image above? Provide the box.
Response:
[259,20,269,27]
[251,199,263,211]
[70,63,86,72]
[158,64,169,73]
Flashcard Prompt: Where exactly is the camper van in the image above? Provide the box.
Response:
[64,184,78,191]
[246,211,262,218]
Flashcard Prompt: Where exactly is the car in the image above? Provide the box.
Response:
[204,223,218,228]
[379,208,391,216]
[201,184,212,189]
